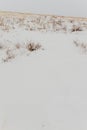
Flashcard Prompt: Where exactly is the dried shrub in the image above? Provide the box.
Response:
[81,43,86,49]
[0,43,4,49]
[73,40,79,47]
[73,40,87,53]
[2,25,10,31]
[71,25,82,32]
[26,42,42,52]
[15,43,21,49]
[30,28,34,31]
[56,19,62,26]
[70,19,74,23]
[3,49,15,62]
[62,26,67,32]
[0,18,4,26]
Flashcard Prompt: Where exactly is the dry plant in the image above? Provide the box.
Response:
[2,25,10,31]
[0,17,4,26]
[71,25,82,32]
[1,41,43,63]
[73,40,87,53]
[69,19,74,23]
[62,26,67,32]
[56,19,62,26]
[3,49,15,62]
[26,41,42,52]
[15,43,21,49]
[0,43,5,49]
[73,40,79,47]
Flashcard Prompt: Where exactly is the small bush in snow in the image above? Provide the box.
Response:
[69,19,74,23]
[0,43,4,49]
[71,25,82,32]
[3,49,15,62]
[73,40,79,47]
[26,42,42,52]
[15,43,21,49]
[73,40,87,53]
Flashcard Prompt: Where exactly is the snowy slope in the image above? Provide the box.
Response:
[0,12,87,130]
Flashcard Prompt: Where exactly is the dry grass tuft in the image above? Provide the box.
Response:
[15,43,21,49]
[1,41,43,63]
[71,25,82,32]
[73,40,87,53]
[0,18,4,26]
[0,43,5,49]
[26,42,42,52]
[2,25,10,31]
[3,49,15,62]
[70,19,74,23]
[73,40,79,47]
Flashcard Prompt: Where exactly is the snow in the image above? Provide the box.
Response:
[0,14,87,130]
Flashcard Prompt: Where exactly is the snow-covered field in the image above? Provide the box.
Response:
[0,12,87,130]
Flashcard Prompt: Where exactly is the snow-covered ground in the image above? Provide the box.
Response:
[0,13,87,130]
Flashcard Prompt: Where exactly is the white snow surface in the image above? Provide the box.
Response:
[0,15,87,130]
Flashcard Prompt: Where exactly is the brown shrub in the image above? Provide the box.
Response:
[73,40,87,53]
[73,40,79,47]
[71,25,82,32]
[3,49,15,62]
[15,43,21,49]
[0,43,4,49]
[26,42,41,52]
[0,18,4,26]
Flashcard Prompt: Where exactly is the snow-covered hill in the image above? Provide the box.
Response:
[0,11,87,32]
[0,12,87,130]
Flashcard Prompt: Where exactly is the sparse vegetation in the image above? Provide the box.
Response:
[0,43,4,49]
[0,13,87,63]
[0,41,43,63]
[73,40,87,53]
[0,14,87,33]
[70,19,74,23]
[26,42,42,52]
[71,25,82,32]
[15,43,21,49]
[73,40,79,47]
[3,49,15,62]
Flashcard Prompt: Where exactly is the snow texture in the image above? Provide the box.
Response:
[0,13,87,130]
